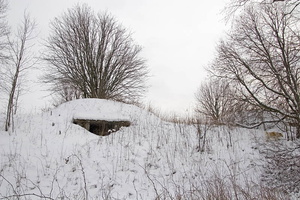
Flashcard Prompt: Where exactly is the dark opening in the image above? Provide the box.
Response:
[73,119,131,136]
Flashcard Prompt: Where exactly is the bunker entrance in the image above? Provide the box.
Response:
[73,119,131,136]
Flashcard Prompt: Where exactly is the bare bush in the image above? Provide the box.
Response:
[260,140,300,195]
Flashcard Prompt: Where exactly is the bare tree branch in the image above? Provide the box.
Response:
[224,0,300,22]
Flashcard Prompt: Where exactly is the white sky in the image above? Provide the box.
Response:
[7,0,229,115]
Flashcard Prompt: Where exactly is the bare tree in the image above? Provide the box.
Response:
[0,0,9,91]
[195,78,267,128]
[0,0,8,56]
[212,3,300,138]
[4,13,36,131]
[43,4,148,104]
[195,79,237,125]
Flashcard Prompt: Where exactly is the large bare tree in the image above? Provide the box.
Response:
[212,3,300,138]
[43,4,148,103]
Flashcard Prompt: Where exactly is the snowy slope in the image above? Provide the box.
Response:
[0,99,266,199]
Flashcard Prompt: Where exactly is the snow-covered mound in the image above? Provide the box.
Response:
[0,99,271,199]
[12,99,160,140]
[51,98,153,122]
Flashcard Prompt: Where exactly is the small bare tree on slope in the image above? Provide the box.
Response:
[43,4,148,103]
[195,79,236,125]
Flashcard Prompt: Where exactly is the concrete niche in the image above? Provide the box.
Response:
[73,119,131,136]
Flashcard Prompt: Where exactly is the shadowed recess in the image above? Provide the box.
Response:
[73,119,131,136]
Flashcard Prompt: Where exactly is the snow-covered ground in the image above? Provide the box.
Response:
[0,99,286,199]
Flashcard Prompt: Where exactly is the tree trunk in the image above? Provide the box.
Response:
[5,69,19,132]
[296,123,300,139]
[5,101,12,131]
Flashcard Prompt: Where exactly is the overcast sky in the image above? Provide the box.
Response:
[7,0,229,115]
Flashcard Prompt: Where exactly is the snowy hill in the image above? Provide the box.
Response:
[0,99,285,199]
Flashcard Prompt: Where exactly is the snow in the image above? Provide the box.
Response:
[53,99,139,122]
[0,98,279,199]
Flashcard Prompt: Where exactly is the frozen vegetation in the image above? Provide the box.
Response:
[0,99,297,199]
